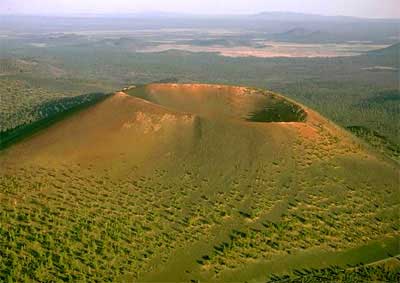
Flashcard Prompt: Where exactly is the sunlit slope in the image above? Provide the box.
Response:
[127,83,307,122]
[1,91,197,173]
[0,84,398,282]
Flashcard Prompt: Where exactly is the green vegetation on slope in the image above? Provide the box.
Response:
[267,258,400,283]
[0,85,398,282]
[273,82,400,161]
[347,125,400,161]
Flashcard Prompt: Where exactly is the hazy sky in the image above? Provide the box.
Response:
[1,0,399,18]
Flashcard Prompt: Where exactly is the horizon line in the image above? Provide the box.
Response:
[1,10,399,21]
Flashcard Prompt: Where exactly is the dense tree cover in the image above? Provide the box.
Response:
[267,261,400,282]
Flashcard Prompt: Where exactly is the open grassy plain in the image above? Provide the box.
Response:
[0,84,398,282]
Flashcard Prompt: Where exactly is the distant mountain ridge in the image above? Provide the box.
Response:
[268,27,335,43]
[1,12,398,44]
[252,11,362,22]
[2,11,399,22]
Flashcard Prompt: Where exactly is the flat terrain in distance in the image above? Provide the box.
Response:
[138,41,389,58]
